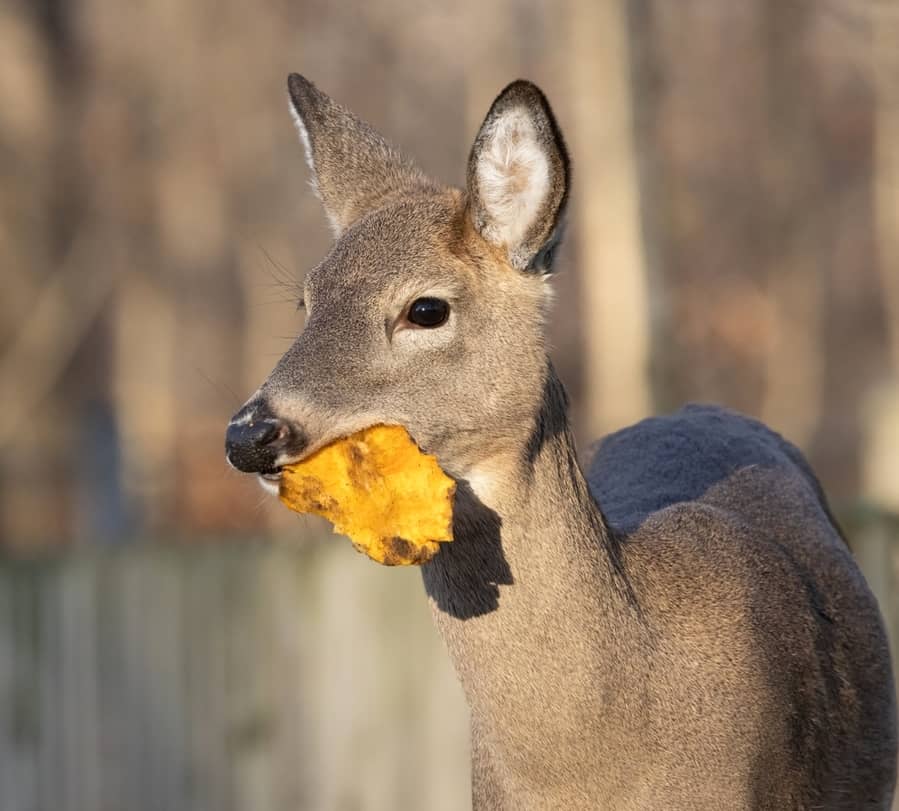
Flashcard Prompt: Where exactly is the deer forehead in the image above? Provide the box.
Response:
[303,193,536,311]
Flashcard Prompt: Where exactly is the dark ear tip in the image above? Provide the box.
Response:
[287,73,309,90]
[502,78,544,95]
[287,73,322,110]
[494,79,551,112]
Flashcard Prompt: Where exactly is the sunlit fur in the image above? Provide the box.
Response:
[229,75,898,810]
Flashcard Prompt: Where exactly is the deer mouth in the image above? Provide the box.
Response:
[255,443,314,494]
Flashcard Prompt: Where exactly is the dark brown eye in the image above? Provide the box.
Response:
[407,297,450,328]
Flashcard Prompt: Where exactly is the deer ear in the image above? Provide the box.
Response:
[287,74,437,236]
[467,81,570,272]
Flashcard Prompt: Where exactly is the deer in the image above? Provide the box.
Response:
[225,74,898,809]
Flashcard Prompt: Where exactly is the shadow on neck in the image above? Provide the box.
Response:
[422,363,633,620]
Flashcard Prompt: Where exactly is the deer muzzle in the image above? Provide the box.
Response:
[225,401,307,475]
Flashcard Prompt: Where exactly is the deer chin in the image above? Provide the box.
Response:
[257,470,283,496]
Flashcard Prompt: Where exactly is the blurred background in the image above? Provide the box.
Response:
[1,0,899,808]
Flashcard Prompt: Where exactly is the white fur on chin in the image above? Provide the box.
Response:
[257,476,281,496]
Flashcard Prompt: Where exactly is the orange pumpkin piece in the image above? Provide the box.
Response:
[278,425,455,565]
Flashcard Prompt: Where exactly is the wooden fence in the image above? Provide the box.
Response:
[1,513,898,811]
[0,541,470,811]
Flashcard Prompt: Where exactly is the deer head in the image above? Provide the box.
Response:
[225,75,570,498]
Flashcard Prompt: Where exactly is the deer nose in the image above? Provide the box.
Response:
[225,406,302,474]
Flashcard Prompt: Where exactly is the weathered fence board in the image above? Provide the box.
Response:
[1,518,898,811]
[0,542,471,811]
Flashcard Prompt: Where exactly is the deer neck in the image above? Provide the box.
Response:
[421,365,637,724]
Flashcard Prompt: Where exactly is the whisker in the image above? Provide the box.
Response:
[195,366,243,406]
[256,243,304,299]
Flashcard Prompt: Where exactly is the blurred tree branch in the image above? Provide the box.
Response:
[0,235,116,449]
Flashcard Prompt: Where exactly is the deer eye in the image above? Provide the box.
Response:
[406,297,450,328]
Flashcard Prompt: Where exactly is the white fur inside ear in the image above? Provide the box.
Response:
[290,100,343,234]
[289,102,315,178]
[476,108,550,262]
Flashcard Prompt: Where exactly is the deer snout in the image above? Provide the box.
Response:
[225,403,306,475]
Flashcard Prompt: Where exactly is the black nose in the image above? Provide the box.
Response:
[225,405,303,474]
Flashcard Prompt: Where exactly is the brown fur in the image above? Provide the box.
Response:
[228,75,897,809]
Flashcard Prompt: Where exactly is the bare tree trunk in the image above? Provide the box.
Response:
[758,0,824,448]
[565,0,651,438]
[862,0,899,519]
[874,1,899,376]
[627,3,773,416]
